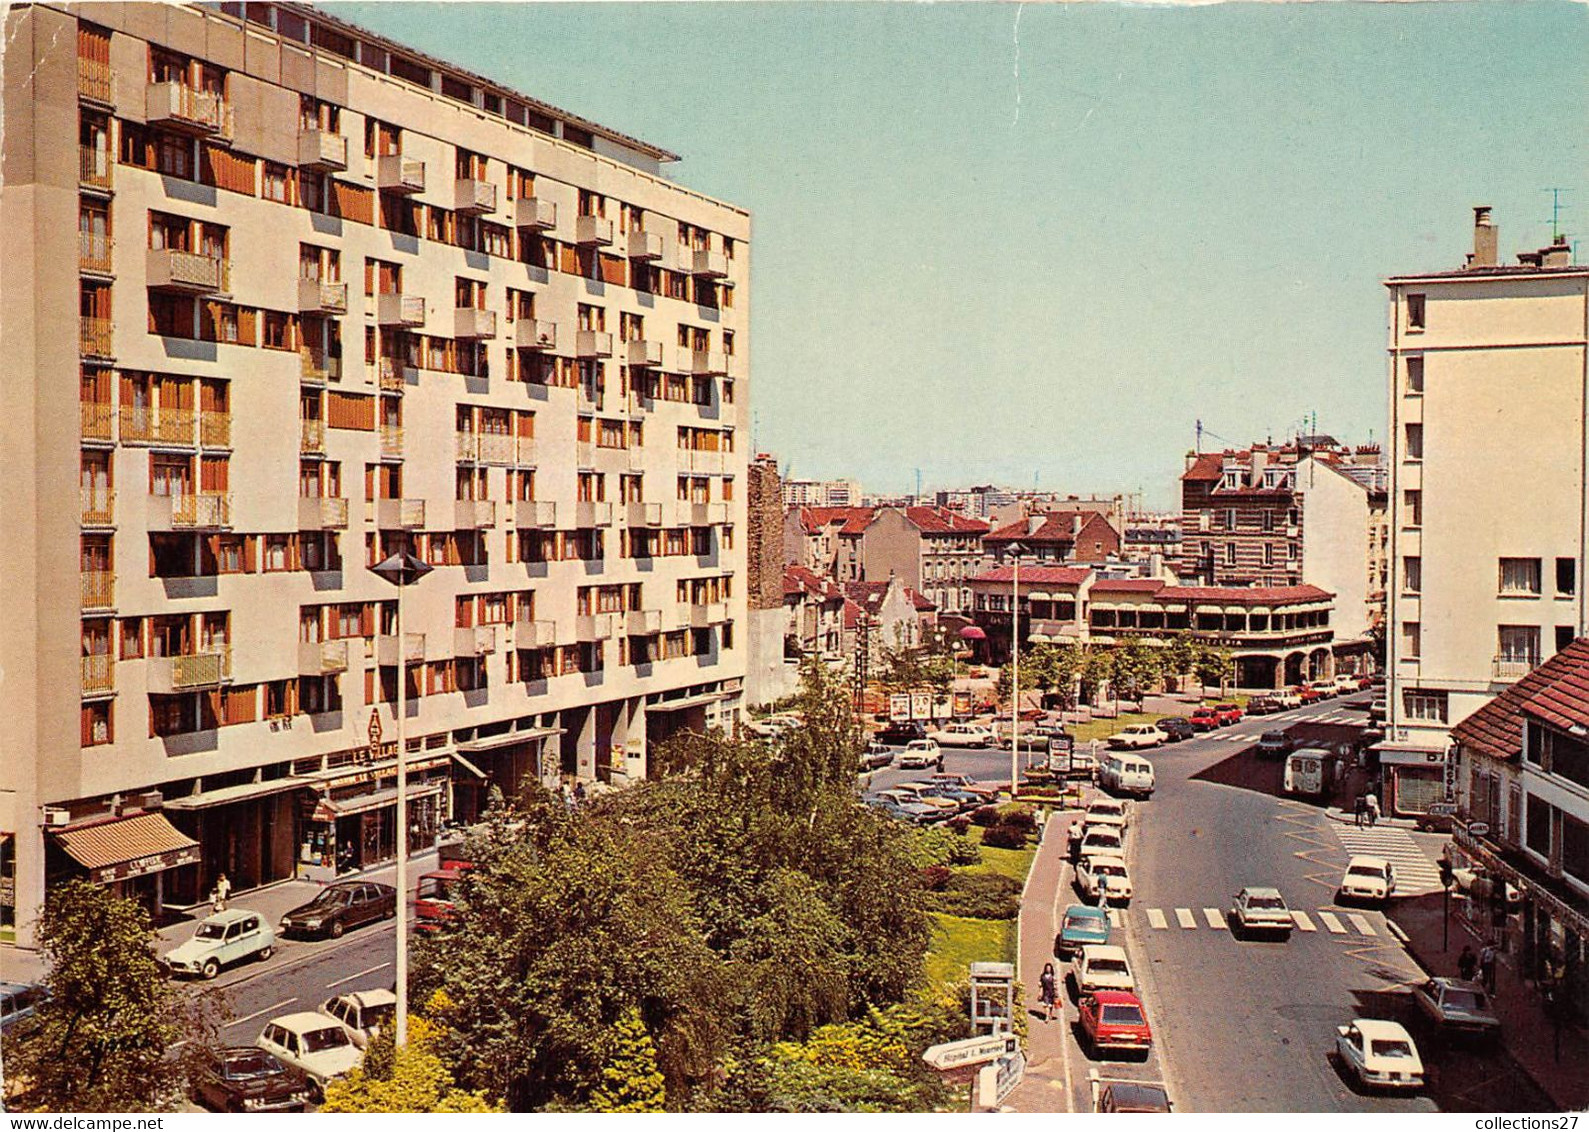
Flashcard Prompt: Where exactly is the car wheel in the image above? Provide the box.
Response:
[384,903,396,920]
[201,958,220,980]
[329,919,345,939]
[257,944,274,962]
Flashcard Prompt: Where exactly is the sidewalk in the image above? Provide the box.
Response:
[1387,892,1588,1111]
[1006,807,1081,1113]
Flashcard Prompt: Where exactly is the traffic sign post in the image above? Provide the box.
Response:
[923,1033,1018,1071]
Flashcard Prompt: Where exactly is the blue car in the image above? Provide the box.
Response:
[1054,904,1111,958]
[1,981,48,1031]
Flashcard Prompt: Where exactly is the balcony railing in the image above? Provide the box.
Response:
[147,248,225,294]
[1493,655,1540,682]
[301,418,326,455]
[81,570,114,610]
[455,432,478,462]
[379,424,404,459]
[626,609,662,636]
[148,493,231,530]
[576,330,613,358]
[453,499,497,529]
[509,617,557,650]
[146,82,233,140]
[376,632,426,665]
[573,501,614,528]
[514,196,556,230]
[575,215,614,246]
[625,230,662,260]
[515,319,557,350]
[297,129,347,172]
[686,349,727,376]
[149,648,232,692]
[119,407,195,446]
[81,654,115,695]
[297,496,348,529]
[298,278,348,314]
[377,357,411,391]
[77,56,114,104]
[455,177,497,214]
[81,402,114,443]
[625,339,664,368]
[574,613,619,641]
[454,307,497,339]
[684,448,725,475]
[514,500,557,528]
[199,412,231,448]
[377,292,425,328]
[625,501,662,527]
[300,345,342,383]
[479,433,518,466]
[80,488,115,527]
[687,501,729,526]
[453,624,498,656]
[298,638,349,676]
[377,154,425,194]
[78,232,112,275]
[375,498,425,529]
[691,248,728,278]
[690,602,729,628]
[79,145,114,192]
[80,316,113,358]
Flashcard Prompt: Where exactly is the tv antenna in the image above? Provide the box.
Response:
[1544,187,1570,242]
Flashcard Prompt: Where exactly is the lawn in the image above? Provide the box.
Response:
[924,912,1016,992]
[1068,710,1167,745]
[965,826,1037,883]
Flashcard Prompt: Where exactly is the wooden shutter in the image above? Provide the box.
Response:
[327,391,376,431]
[335,183,374,226]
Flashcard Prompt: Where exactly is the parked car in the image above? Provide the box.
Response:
[1229,886,1293,938]
[1096,1081,1172,1112]
[1368,699,1387,725]
[876,720,928,746]
[256,1013,363,1099]
[1411,977,1501,1041]
[1108,723,1167,750]
[1295,685,1324,705]
[897,738,942,769]
[1333,1018,1424,1090]
[891,782,960,816]
[279,882,396,940]
[164,909,276,979]
[1188,707,1221,731]
[415,865,473,933]
[865,789,939,823]
[1246,695,1282,716]
[1158,717,1196,742]
[1213,702,1244,726]
[1254,730,1293,758]
[1271,688,1303,709]
[1055,904,1111,958]
[0,981,47,1032]
[1334,673,1365,694]
[931,722,997,748]
[190,1047,311,1113]
[1076,852,1133,904]
[1073,826,1126,862]
[1078,990,1153,1057]
[1307,681,1338,701]
[859,740,893,770]
[916,782,983,810]
[318,989,397,1050]
[1074,944,1135,995]
[1085,797,1130,829]
[929,772,997,800]
[1338,855,1397,904]
[1099,753,1155,799]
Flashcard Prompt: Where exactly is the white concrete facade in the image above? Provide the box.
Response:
[1296,455,1374,642]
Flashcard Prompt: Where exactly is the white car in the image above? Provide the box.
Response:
[1077,852,1133,904]
[1339,855,1397,904]
[163,909,276,980]
[890,782,959,815]
[1334,1018,1424,1090]
[1108,724,1167,750]
[318,989,397,1050]
[1077,827,1126,860]
[897,738,942,769]
[1229,886,1293,937]
[931,723,996,748]
[1084,798,1130,829]
[1074,944,1135,994]
[1271,689,1303,709]
[1334,673,1364,694]
[256,1012,363,1097]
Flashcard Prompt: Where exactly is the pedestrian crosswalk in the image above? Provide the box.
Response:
[1331,824,1445,894]
[1136,905,1385,937]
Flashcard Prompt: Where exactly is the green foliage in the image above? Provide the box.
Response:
[993,662,1013,707]
[2,880,220,1112]
[920,872,1022,920]
[903,825,982,869]
[980,824,1029,850]
[590,1007,667,1113]
[322,1013,501,1113]
[1163,636,1197,685]
[1111,638,1162,706]
[1193,643,1235,693]
[1080,646,1116,704]
[969,805,1002,828]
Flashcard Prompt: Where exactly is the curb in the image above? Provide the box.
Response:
[1321,807,1419,831]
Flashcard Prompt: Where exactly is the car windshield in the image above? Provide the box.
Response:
[223,1051,283,1079]
[1247,895,1285,909]
[1263,732,1285,741]
[1090,958,1129,974]
[1443,988,1487,1011]
[195,922,228,940]
[1370,1039,1414,1059]
[1347,865,1382,878]
[1101,1005,1145,1026]
[301,1026,352,1054]
[1096,864,1127,878]
[1086,833,1121,846]
[1065,913,1103,931]
[306,890,351,909]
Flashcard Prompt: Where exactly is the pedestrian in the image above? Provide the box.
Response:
[1365,791,1380,827]
[573,780,587,803]
[1038,962,1059,1022]
[1354,795,1367,828]
[936,752,946,773]
[211,871,231,913]
[1096,873,1112,909]
[1457,944,1478,982]
[1479,941,1498,995]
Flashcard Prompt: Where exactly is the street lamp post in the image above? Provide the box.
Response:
[371,549,432,1049]
[1009,544,1023,797]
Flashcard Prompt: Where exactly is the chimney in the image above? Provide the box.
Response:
[1027,515,1043,537]
[1071,512,1082,538]
[1250,448,1268,483]
[1542,235,1571,269]
[1472,206,1497,268]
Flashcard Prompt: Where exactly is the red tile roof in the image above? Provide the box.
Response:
[1181,452,1225,482]
[1089,578,1168,594]
[792,506,875,535]
[907,588,937,611]
[971,566,1092,586]
[1156,585,1333,605]
[902,506,989,535]
[782,564,844,602]
[1452,639,1589,763]
[1520,640,1589,735]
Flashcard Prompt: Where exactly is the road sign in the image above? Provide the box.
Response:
[977,1051,1026,1108]
[923,1033,1017,1071]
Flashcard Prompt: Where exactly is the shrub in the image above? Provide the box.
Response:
[905,826,979,870]
[946,816,971,836]
[969,806,1002,828]
[980,824,1029,851]
[919,865,951,892]
[998,806,1037,833]
[944,836,981,867]
[921,872,1022,919]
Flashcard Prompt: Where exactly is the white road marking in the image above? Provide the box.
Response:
[1108,909,1122,928]
[1318,911,1346,934]
[328,961,391,989]
[1291,910,1316,932]
[1175,907,1197,929]
[227,998,296,1030]
[1204,907,1227,929]
[1348,913,1377,936]
[1147,907,1168,930]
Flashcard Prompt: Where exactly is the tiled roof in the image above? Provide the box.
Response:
[971,566,1093,586]
[1089,578,1167,594]
[1156,584,1333,605]
[906,588,937,611]
[783,565,844,602]
[795,506,875,535]
[1519,640,1589,734]
[843,580,890,608]
[1181,452,1225,482]
[1452,639,1589,763]
[902,506,989,535]
[984,510,1118,547]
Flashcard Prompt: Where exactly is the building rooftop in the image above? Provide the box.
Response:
[1453,638,1589,762]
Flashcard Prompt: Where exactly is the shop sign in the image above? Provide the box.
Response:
[976,1051,1025,1108]
[91,845,200,884]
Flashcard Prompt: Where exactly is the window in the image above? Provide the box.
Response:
[1404,490,1422,528]
[1499,557,1542,596]
[1224,508,1237,530]
[1526,793,1551,857]
[1497,625,1540,664]
[1404,423,1423,461]
[1404,556,1421,594]
[1556,625,1575,655]
[1261,511,1274,533]
[1264,543,1274,567]
[1556,557,1576,596]
[1401,621,1421,659]
[1406,293,1426,331]
[1224,543,1236,566]
[1402,689,1448,723]
[1405,355,1424,394]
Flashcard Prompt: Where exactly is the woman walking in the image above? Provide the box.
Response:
[1039,962,1059,1023]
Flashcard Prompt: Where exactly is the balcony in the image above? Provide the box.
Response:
[379,424,404,459]
[80,316,114,358]
[81,654,115,697]
[79,231,112,276]
[455,177,497,215]
[687,501,729,526]
[81,570,114,611]
[514,196,557,231]
[685,349,727,376]
[514,319,557,350]
[684,449,725,475]
[375,498,425,529]
[453,499,497,529]
[78,486,113,528]
[576,441,595,467]
[625,338,664,368]
[691,248,728,278]
[300,418,326,455]
[376,632,426,665]
[626,230,662,260]
[625,501,662,527]
[77,56,114,105]
[147,248,225,294]
[300,346,342,383]
[454,307,497,340]
[377,154,425,194]
[377,292,426,328]
[574,501,613,528]
[79,146,113,193]
[576,330,613,359]
[297,128,347,172]
[453,625,497,657]
[146,82,233,140]
[509,617,557,651]
[690,602,729,628]
[298,278,348,315]
[574,613,619,641]
[514,500,557,528]
[377,357,412,391]
[479,433,519,466]
[147,493,231,531]
[199,411,231,449]
[626,609,661,636]
[297,496,348,530]
[1493,656,1540,683]
[119,407,194,447]
[81,402,114,444]
[298,638,349,676]
[575,215,614,246]
[147,648,232,693]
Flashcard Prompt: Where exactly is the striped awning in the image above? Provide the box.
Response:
[53,812,200,884]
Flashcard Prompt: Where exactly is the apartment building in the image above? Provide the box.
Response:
[782,477,861,508]
[983,510,1122,567]
[858,507,987,616]
[0,1,749,946]
[1383,209,1589,786]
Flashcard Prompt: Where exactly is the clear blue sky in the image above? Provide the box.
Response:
[330,1,1586,508]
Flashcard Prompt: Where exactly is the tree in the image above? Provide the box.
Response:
[1112,638,1161,708]
[3,880,219,1112]
[590,1007,667,1113]
[1047,642,1082,709]
[993,662,1013,708]
[1080,646,1115,706]
[1193,643,1234,696]
[1023,642,1059,706]
[322,1012,501,1113]
[1162,636,1196,694]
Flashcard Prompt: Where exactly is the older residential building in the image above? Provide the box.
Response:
[0,1,749,945]
[983,510,1122,566]
[782,565,846,665]
[783,505,872,580]
[842,576,924,658]
[1383,209,1589,772]
[858,506,987,616]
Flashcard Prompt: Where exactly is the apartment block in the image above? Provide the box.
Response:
[0,1,749,945]
[1382,209,1589,798]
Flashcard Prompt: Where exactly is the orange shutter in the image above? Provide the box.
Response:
[327,391,376,430]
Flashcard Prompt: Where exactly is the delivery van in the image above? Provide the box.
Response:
[1099,753,1155,799]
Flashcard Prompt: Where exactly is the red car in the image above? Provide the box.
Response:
[1188,707,1221,731]
[1294,685,1324,705]
[1078,990,1153,1057]
[415,863,474,933]
[1214,702,1244,726]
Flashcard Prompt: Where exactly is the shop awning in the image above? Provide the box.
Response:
[1370,740,1449,767]
[450,751,486,779]
[310,784,442,822]
[648,689,736,712]
[454,725,562,754]
[163,777,311,810]
[53,812,200,884]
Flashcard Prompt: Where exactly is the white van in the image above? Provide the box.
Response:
[1100,753,1154,799]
